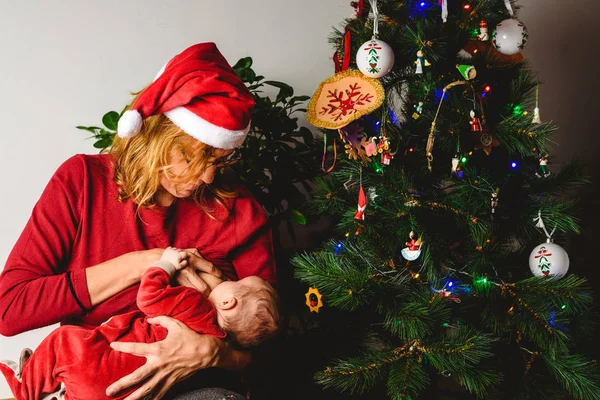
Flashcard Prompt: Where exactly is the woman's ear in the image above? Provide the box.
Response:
[216,296,237,311]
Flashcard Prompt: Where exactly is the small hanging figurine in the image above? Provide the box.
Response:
[469,110,481,132]
[382,152,393,165]
[532,85,542,124]
[305,287,324,313]
[401,231,423,261]
[451,154,460,176]
[477,20,489,41]
[364,136,378,157]
[412,101,424,119]
[535,154,551,178]
[415,50,431,74]
[354,184,367,220]
[491,188,500,214]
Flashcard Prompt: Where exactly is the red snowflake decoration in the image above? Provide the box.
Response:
[319,83,376,122]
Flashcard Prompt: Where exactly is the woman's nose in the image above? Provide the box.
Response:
[201,166,217,184]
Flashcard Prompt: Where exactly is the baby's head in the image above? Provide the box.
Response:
[208,276,280,348]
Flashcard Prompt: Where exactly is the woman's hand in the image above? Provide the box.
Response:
[182,248,223,279]
[106,316,223,400]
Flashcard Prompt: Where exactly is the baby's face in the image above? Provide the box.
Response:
[208,276,269,305]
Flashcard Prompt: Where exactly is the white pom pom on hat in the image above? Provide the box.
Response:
[117,110,143,138]
[115,42,255,149]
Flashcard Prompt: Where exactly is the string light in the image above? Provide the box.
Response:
[409,147,414,152]
[484,85,491,92]
[447,281,454,288]
[512,104,524,117]
[463,4,471,10]
[511,161,518,169]
[461,156,468,163]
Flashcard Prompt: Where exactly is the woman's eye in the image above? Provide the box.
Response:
[181,150,191,164]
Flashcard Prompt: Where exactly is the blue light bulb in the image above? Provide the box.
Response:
[511,162,518,169]
[420,1,425,6]
[448,281,453,287]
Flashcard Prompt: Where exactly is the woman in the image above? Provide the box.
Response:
[0,42,276,399]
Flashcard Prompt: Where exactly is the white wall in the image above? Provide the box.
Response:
[0,1,350,396]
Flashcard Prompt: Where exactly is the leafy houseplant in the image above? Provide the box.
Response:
[77,57,320,229]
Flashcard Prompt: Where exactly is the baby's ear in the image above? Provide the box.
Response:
[216,296,237,310]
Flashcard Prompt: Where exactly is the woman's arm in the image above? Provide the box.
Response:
[0,156,89,336]
[106,316,250,400]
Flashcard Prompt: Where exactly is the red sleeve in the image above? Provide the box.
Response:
[0,155,90,336]
[230,187,277,284]
[137,267,225,338]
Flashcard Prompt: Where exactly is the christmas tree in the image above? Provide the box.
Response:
[292,1,600,399]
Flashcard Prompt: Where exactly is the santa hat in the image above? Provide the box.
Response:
[117,42,255,149]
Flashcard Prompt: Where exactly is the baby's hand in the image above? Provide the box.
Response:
[161,247,188,270]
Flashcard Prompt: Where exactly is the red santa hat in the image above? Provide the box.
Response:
[117,42,255,149]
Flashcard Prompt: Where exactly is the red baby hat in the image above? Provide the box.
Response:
[117,42,255,149]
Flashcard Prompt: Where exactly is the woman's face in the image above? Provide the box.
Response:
[158,148,235,204]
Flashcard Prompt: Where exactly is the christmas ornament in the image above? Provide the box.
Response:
[491,188,500,214]
[305,287,324,312]
[307,70,385,130]
[532,85,542,124]
[364,136,378,156]
[415,50,431,74]
[477,20,489,41]
[356,1,394,78]
[426,80,469,170]
[354,184,367,220]
[529,242,570,278]
[492,18,529,55]
[356,38,395,78]
[367,187,379,202]
[339,122,374,162]
[377,135,390,153]
[401,231,422,261]
[412,101,424,119]
[451,154,460,175]
[434,288,461,303]
[474,130,500,155]
[535,154,551,178]
[530,211,569,278]
[469,109,481,131]
[382,152,393,165]
[456,64,477,80]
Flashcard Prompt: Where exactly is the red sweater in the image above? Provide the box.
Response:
[0,154,276,336]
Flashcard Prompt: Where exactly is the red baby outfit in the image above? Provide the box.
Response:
[0,266,225,400]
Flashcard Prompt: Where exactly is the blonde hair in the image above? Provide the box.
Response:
[110,97,236,215]
[222,281,281,349]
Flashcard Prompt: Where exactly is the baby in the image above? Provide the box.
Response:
[0,247,280,400]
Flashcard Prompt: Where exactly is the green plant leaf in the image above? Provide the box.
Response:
[264,81,294,101]
[102,111,120,131]
[289,209,307,225]
[76,126,101,133]
[232,57,253,70]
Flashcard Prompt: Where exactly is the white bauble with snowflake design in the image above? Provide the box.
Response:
[356,38,395,78]
[492,18,528,55]
[529,240,569,279]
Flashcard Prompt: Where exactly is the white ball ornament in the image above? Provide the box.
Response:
[492,18,528,55]
[356,38,395,78]
[528,240,570,279]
